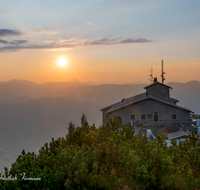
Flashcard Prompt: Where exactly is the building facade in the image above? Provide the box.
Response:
[100,80,193,130]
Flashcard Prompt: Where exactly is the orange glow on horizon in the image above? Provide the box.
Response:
[0,49,200,84]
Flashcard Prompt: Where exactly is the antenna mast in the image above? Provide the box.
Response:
[161,60,165,84]
[149,68,153,84]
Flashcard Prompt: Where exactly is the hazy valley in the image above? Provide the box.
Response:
[0,79,200,170]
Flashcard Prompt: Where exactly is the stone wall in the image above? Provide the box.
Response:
[104,99,190,128]
[145,83,170,99]
[102,107,112,124]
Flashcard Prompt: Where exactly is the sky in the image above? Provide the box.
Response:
[0,0,200,84]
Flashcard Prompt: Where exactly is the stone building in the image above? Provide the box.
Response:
[100,78,193,132]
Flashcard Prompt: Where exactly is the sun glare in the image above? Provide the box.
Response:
[58,57,67,66]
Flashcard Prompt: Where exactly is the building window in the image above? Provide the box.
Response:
[172,114,177,120]
[147,114,152,119]
[154,112,159,122]
[131,115,135,120]
[141,114,146,120]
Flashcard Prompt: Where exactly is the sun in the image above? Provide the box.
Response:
[58,57,67,66]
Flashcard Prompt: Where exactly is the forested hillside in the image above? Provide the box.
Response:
[1,115,200,190]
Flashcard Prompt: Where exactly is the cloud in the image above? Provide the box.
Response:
[33,30,57,36]
[0,44,76,53]
[89,37,119,45]
[0,36,86,52]
[44,38,78,44]
[0,29,23,38]
[0,28,57,38]
[88,37,153,45]
[0,39,9,44]
[0,39,30,45]
[120,38,152,43]
[0,36,155,53]
[85,22,97,27]
[0,11,8,14]
[11,40,30,45]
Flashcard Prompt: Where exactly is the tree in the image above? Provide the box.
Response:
[1,115,200,190]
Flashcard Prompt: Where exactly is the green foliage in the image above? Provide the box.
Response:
[156,132,168,140]
[1,115,200,190]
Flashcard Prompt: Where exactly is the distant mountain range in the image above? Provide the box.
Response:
[0,79,199,112]
[0,79,200,170]
[168,80,200,114]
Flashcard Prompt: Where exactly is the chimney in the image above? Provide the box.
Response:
[154,77,157,83]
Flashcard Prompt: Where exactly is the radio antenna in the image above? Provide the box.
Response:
[160,60,165,84]
[149,67,153,84]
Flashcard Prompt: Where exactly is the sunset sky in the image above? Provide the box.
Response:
[0,0,200,84]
